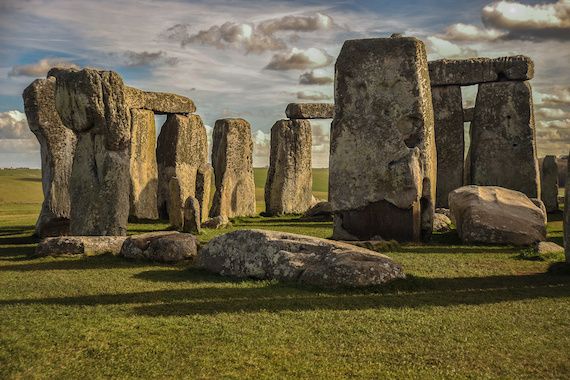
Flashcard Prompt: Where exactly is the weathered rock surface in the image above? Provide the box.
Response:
[202,216,231,229]
[124,86,196,114]
[195,163,213,222]
[264,119,313,215]
[449,186,546,245]
[534,241,564,255]
[156,113,208,218]
[429,56,534,86]
[432,85,464,208]
[120,231,197,262]
[530,198,547,220]
[433,213,452,232]
[209,118,256,219]
[285,103,334,119]
[168,177,184,229]
[540,155,559,212]
[303,201,333,219]
[183,196,201,234]
[463,107,474,122]
[36,236,127,256]
[129,109,158,220]
[329,37,436,242]
[50,68,130,236]
[23,77,77,237]
[566,151,570,262]
[469,81,540,199]
[197,229,405,288]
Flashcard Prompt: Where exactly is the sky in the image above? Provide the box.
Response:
[0,0,569,168]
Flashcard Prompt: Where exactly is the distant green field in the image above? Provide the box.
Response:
[0,168,569,379]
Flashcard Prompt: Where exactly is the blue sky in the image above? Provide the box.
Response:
[0,0,569,167]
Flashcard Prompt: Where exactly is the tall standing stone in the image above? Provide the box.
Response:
[329,37,436,242]
[156,114,207,219]
[565,151,570,263]
[265,119,313,215]
[49,68,130,236]
[540,155,559,213]
[129,109,158,220]
[210,118,256,219]
[23,77,77,237]
[168,177,184,229]
[469,81,540,198]
[195,163,213,222]
[432,85,464,208]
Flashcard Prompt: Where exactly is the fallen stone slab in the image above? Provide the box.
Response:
[125,86,196,114]
[197,229,405,288]
[449,185,546,246]
[429,55,534,86]
[120,231,197,262]
[285,103,334,119]
[36,236,127,256]
[201,216,231,229]
[534,241,564,255]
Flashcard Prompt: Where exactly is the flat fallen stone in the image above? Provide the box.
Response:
[36,236,127,256]
[429,55,534,86]
[125,86,196,114]
[285,103,334,119]
[197,229,405,288]
[120,231,197,262]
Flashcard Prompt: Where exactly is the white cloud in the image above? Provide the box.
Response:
[440,23,505,41]
[9,58,78,77]
[0,110,38,155]
[253,129,271,167]
[535,107,570,120]
[296,90,331,101]
[122,51,178,67]
[426,36,478,59]
[535,87,570,106]
[265,47,333,70]
[299,69,333,85]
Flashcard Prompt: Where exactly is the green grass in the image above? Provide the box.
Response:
[0,169,569,379]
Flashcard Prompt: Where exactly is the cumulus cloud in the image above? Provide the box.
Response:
[440,23,505,41]
[0,111,38,154]
[299,69,333,85]
[426,37,478,59]
[536,118,570,155]
[535,107,570,120]
[8,58,78,77]
[123,50,179,67]
[536,87,570,106]
[253,129,271,167]
[257,13,333,34]
[265,48,333,70]
[296,90,332,101]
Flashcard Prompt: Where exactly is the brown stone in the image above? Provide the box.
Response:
[168,177,184,229]
[124,86,196,114]
[463,107,474,122]
[195,163,213,222]
[285,103,334,119]
[183,196,201,234]
[566,151,570,262]
[120,231,197,262]
[36,236,127,256]
[540,155,559,212]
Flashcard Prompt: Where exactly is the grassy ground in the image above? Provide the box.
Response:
[0,169,569,379]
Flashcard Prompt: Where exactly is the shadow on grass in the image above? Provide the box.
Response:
[547,211,563,222]
[0,253,166,271]
[17,177,42,183]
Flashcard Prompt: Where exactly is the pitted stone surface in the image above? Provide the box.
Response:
[129,109,158,220]
[120,231,197,262]
[156,113,208,219]
[429,56,534,86]
[183,196,201,234]
[265,119,313,215]
[209,118,256,219]
[540,155,559,212]
[23,77,77,237]
[124,86,196,114]
[168,177,184,229]
[432,85,464,208]
[36,236,127,257]
[197,229,405,288]
[329,37,436,242]
[195,163,213,222]
[469,81,540,198]
[285,103,334,119]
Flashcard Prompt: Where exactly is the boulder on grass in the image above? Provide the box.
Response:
[449,185,546,246]
[36,236,127,256]
[196,229,405,288]
[433,213,452,232]
[534,241,564,255]
[120,231,197,262]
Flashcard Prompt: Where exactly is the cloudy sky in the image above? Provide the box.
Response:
[0,0,569,168]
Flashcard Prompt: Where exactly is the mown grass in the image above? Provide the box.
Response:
[0,169,569,379]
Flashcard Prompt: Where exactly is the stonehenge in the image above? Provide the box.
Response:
[540,155,559,212]
[209,118,256,219]
[566,152,570,263]
[285,103,334,119]
[329,36,436,242]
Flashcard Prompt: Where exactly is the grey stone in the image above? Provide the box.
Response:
[156,113,208,219]
[36,236,126,256]
[435,207,452,219]
[168,177,184,229]
[540,155,559,212]
[463,107,474,122]
[469,81,540,199]
[120,231,197,263]
[433,213,452,232]
[124,86,196,114]
[285,103,334,119]
[429,56,534,86]
[530,198,547,220]
[534,241,564,255]
[197,229,405,288]
[264,119,313,215]
[183,196,201,235]
[449,186,546,246]
[329,37,436,242]
[303,201,332,218]
[432,85,464,208]
[202,216,231,229]
[210,118,256,219]
[196,163,213,222]
[129,109,158,220]
[23,77,76,237]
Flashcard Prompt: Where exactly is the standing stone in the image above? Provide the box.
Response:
[210,118,256,219]
[49,68,130,236]
[183,196,201,234]
[156,114,207,219]
[265,119,313,215]
[432,86,464,208]
[195,163,213,222]
[168,177,184,229]
[469,81,540,198]
[540,155,559,212]
[329,37,436,242]
[23,77,77,237]
[129,109,158,220]
[565,151,570,263]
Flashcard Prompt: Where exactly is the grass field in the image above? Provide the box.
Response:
[0,168,569,379]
